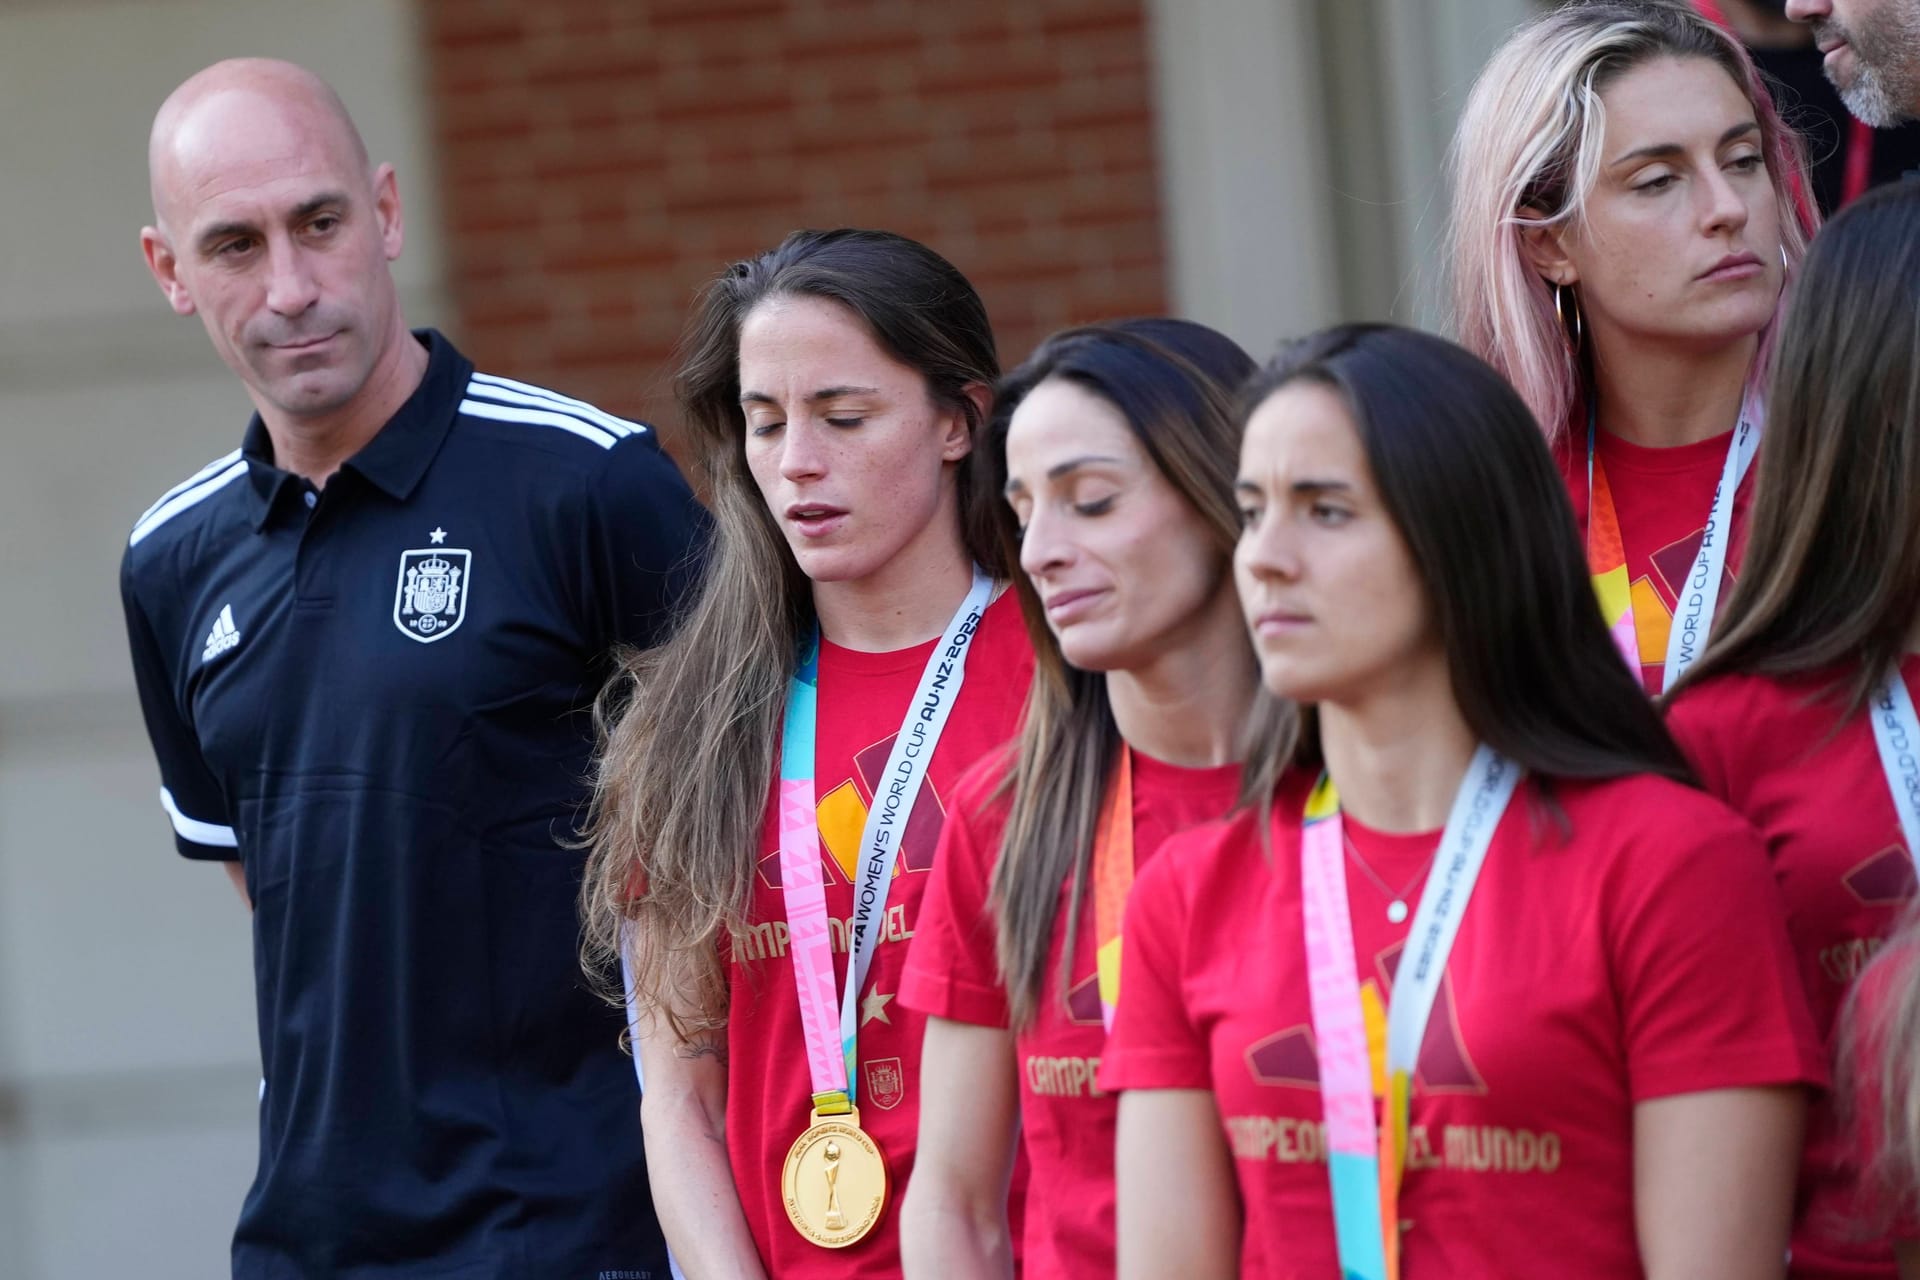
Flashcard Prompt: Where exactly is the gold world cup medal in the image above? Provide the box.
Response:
[781,1106,889,1248]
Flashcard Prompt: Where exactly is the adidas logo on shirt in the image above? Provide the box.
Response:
[202,604,241,663]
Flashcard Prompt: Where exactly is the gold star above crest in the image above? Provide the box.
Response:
[860,988,894,1027]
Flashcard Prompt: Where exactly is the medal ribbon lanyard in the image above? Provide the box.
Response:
[1091,748,1135,1032]
[1585,388,1763,692]
[1868,670,1920,867]
[1300,746,1522,1280]
[777,567,996,1115]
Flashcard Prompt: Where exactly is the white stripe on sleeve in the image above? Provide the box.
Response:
[133,449,244,528]
[468,372,645,436]
[457,398,619,449]
[159,787,238,847]
[130,460,249,546]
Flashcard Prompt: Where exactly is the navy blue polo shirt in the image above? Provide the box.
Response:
[119,331,703,1279]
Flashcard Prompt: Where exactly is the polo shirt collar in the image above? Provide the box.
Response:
[242,329,474,529]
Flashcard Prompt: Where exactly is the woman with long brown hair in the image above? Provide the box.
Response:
[894,319,1289,1278]
[1448,0,1815,693]
[1666,178,1920,1278]
[579,229,1032,1279]
[1106,324,1820,1279]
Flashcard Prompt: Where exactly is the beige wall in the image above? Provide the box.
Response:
[0,2,442,1275]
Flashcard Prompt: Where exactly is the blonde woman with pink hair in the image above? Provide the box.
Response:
[1448,0,1816,695]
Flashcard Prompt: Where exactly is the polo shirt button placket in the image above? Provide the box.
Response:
[293,484,333,612]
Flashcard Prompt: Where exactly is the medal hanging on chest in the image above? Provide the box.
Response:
[775,567,995,1248]
[780,1109,889,1249]
[1583,389,1762,693]
[1298,747,1521,1280]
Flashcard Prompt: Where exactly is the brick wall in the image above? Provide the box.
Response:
[419,0,1167,443]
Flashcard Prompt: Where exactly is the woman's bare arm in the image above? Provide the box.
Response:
[900,1016,1021,1278]
[634,1012,768,1280]
[1634,1086,1805,1280]
[1116,1087,1240,1280]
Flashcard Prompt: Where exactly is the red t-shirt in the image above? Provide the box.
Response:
[723,591,1032,1279]
[1668,659,1920,1277]
[900,748,1243,1280]
[1558,426,1756,693]
[1101,769,1823,1279]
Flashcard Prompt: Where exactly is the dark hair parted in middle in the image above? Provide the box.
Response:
[1242,323,1691,785]
[980,318,1293,1027]
[1666,179,1920,714]
[678,226,1008,580]
[581,229,1004,1035]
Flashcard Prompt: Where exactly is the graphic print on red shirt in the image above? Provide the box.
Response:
[1669,658,1920,1277]
[1559,426,1756,693]
[1101,770,1823,1279]
[901,749,1242,1280]
[723,591,1032,1279]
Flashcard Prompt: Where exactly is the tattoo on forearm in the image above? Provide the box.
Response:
[677,1033,728,1066]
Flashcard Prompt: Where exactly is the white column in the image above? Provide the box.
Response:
[1146,0,1540,340]
[1374,0,1536,325]
[1145,0,1341,359]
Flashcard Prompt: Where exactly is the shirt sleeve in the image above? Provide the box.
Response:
[120,553,237,861]
[898,762,1011,1028]
[1609,797,1826,1101]
[1098,832,1210,1093]
[583,430,711,656]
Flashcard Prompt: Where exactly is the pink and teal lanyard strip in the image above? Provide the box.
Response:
[1299,746,1520,1280]
[775,568,994,1115]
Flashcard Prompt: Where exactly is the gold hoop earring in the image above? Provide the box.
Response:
[1554,283,1583,351]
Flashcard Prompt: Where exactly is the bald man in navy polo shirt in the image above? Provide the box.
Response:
[121,58,701,1279]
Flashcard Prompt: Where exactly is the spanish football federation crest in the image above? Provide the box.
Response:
[863,1057,905,1112]
[393,546,472,643]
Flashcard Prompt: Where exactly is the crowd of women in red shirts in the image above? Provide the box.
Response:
[576,2,1920,1275]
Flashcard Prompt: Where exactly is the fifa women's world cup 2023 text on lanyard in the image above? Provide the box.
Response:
[1585,389,1761,690]
[1869,670,1920,888]
[774,568,994,1248]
